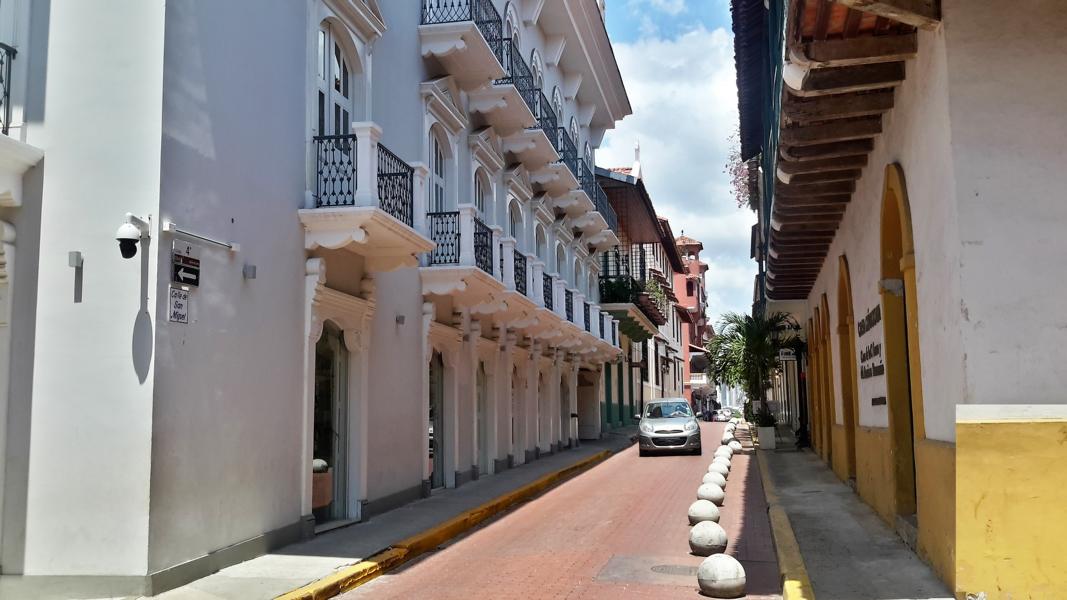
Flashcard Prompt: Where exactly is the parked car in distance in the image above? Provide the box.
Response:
[636,399,702,456]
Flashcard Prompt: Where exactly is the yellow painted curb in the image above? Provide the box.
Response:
[756,450,816,600]
[276,449,614,600]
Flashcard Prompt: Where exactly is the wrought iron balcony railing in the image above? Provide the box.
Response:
[377,144,414,227]
[565,289,574,322]
[593,181,618,232]
[583,302,591,332]
[514,252,527,295]
[421,0,504,66]
[474,216,493,275]
[534,90,557,143]
[543,273,554,310]
[554,128,578,180]
[428,211,461,266]
[579,158,597,200]
[314,134,357,208]
[495,38,538,118]
[313,134,415,227]
[0,43,14,136]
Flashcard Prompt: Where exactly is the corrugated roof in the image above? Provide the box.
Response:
[732,0,768,161]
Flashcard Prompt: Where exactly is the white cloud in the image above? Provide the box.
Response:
[628,0,689,16]
[601,25,757,323]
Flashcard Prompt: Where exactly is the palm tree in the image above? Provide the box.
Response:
[706,311,796,413]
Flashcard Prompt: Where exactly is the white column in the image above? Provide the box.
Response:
[590,305,601,338]
[459,206,477,267]
[501,238,516,291]
[421,302,435,487]
[567,359,579,447]
[442,342,460,488]
[574,292,586,330]
[491,227,503,281]
[496,330,516,467]
[351,122,383,209]
[525,339,541,460]
[468,321,482,477]
[301,259,326,516]
[410,162,429,240]
[532,260,545,308]
[342,315,371,520]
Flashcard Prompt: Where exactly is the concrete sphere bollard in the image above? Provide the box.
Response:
[708,462,730,478]
[697,482,726,506]
[689,520,729,556]
[713,456,731,472]
[688,499,721,524]
[702,471,727,488]
[714,446,733,459]
[697,554,746,598]
[728,440,743,452]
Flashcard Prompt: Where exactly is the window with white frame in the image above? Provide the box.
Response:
[474,168,491,214]
[317,23,357,137]
[535,225,547,263]
[552,88,564,125]
[569,117,580,152]
[508,200,523,239]
[555,243,566,275]
[430,128,449,212]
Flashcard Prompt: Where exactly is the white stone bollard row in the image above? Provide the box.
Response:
[708,462,729,478]
[702,471,727,488]
[697,554,746,598]
[689,520,728,556]
[728,440,743,452]
[712,456,731,472]
[697,482,725,506]
[714,446,733,459]
[687,499,721,525]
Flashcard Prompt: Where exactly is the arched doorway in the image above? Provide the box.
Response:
[836,257,859,480]
[880,163,924,520]
[313,322,348,523]
[820,294,835,467]
[429,352,445,489]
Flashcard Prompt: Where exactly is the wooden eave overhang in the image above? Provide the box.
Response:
[767,0,938,300]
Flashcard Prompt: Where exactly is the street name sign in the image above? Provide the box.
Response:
[172,253,200,287]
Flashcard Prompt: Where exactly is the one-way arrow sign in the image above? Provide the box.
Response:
[172,253,200,288]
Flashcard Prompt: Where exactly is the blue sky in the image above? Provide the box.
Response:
[599,0,757,327]
[606,0,733,43]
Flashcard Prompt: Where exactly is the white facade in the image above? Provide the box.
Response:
[0,0,628,595]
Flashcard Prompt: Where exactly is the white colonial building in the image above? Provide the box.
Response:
[0,0,628,595]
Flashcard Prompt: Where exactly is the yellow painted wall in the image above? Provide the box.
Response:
[830,424,850,481]
[915,439,955,590]
[957,420,1067,598]
[854,426,895,523]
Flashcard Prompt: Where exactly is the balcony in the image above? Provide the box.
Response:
[420,0,506,90]
[597,246,669,342]
[514,251,527,296]
[543,272,554,310]
[300,124,433,271]
[500,87,558,170]
[469,37,538,136]
[535,127,585,208]
[421,205,505,306]
[0,42,43,209]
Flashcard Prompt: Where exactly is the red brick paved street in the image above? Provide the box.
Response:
[344,422,781,599]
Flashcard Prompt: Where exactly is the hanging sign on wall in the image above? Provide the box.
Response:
[856,305,887,406]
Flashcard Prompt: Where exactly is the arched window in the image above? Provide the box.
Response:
[530,50,544,89]
[573,258,582,288]
[535,225,548,263]
[474,168,491,214]
[588,272,597,300]
[569,117,580,151]
[504,3,521,48]
[555,243,566,275]
[508,199,523,239]
[317,22,358,136]
[583,142,592,167]
[429,127,450,212]
[552,87,564,125]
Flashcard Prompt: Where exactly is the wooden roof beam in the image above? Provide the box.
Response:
[783,90,895,123]
[781,117,882,146]
[787,62,905,97]
[781,139,875,161]
[779,169,863,185]
[795,33,918,68]
[833,0,940,30]
[778,155,868,175]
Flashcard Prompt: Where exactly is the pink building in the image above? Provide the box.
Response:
[673,235,713,410]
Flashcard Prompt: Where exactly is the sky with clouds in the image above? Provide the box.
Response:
[598,0,757,328]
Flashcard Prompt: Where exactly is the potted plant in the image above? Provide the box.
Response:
[753,408,778,450]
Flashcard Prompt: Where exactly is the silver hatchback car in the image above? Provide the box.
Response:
[636,399,702,456]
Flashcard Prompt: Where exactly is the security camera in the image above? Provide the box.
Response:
[116,213,151,259]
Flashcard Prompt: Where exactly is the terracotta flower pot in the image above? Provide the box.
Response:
[312,469,333,510]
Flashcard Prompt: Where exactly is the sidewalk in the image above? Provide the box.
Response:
[147,428,637,600]
[760,450,951,600]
